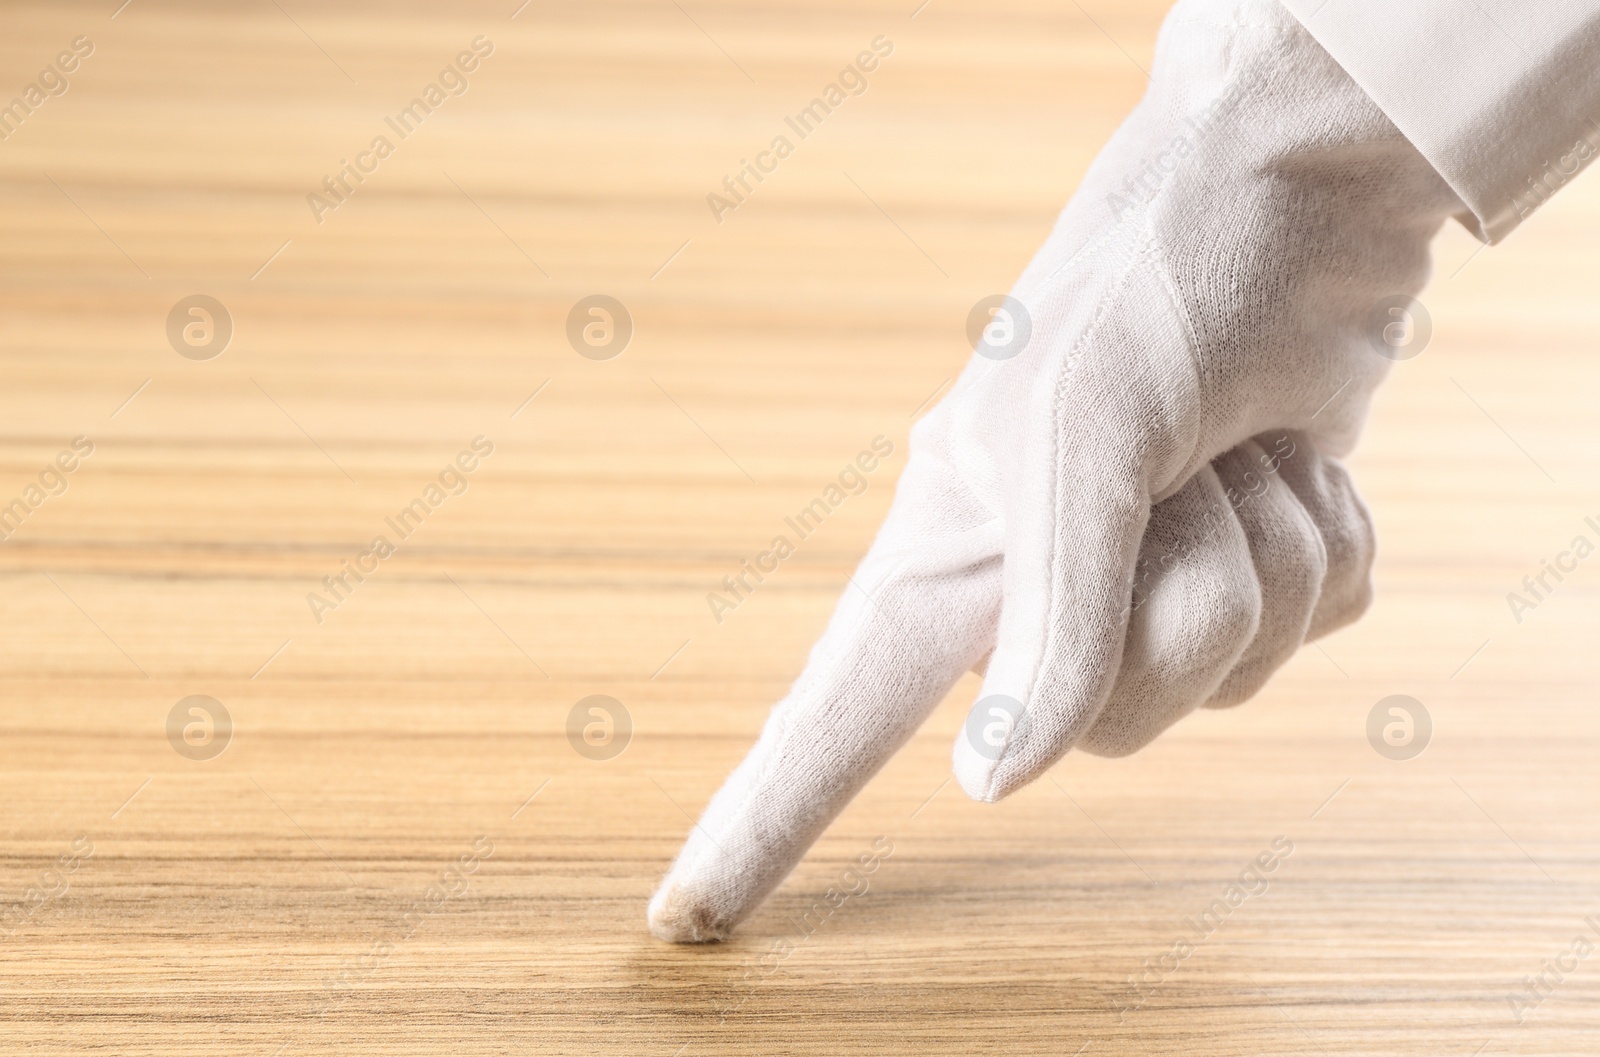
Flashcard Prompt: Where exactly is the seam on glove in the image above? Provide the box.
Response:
[978,245,1150,802]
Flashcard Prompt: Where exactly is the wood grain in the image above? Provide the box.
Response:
[2,1,1598,1054]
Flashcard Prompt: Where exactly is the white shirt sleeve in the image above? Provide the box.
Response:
[1278,0,1600,242]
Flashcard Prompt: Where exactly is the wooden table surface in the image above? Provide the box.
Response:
[2,1,1598,1054]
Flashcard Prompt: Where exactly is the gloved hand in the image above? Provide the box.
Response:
[649,0,1463,941]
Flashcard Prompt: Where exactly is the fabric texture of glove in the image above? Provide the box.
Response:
[1279,0,1600,242]
[649,0,1461,942]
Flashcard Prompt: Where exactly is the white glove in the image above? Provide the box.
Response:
[1080,431,1374,756]
[649,0,1461,942]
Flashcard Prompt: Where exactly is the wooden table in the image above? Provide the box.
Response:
[2,1,1597,1053]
